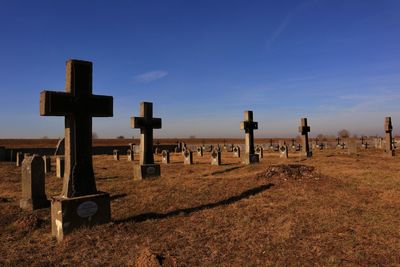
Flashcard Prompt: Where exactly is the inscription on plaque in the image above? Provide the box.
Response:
[77,201,98,218]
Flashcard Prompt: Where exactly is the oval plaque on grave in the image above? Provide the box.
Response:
[146,166,156,175]
[77,201,98,218]
[211,151,217,158]
[184,151,190,158]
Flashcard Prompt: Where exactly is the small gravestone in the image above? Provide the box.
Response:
[127,149,134,161]
[20,155,50,210]
[113,149,120,160]
[298,118,312,158]
[240,110,259,164]
[161,150,170,164]
[384,117,395,156]
[362,142,369,149]
[211,148,221,166]
[233,146,241,158]
[347,140,358,155]
[183,150,193,165]
[154,147,160,155]
[16,152,24,167]
[197,146,203,157]
[174,147,179,153]
[279,145,289,159]
[255,145,263,159]
[56,156,65,179]
[43,155,52,174]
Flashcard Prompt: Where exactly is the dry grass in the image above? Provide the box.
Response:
[1,144,400,266]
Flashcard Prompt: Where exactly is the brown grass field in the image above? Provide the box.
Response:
[0,140,400,266]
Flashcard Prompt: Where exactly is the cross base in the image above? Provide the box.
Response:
[133,164,161,180]
[20,197,50,211]
[51,192,111,241]
[243,154,259,164]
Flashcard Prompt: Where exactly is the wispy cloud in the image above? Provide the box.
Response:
[266,0,318,50]
[133,70,168,83]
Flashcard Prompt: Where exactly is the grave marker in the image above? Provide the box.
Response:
[255,145,263,159]
[161,150,170,164]
[43,155,52,174]
[183,150,193,165]
[40,59,113,240]
[240,110,259,164]
[131,102,162,180]
[298,118,312,157]
[211,148,221,166]
[384,117,395,156]
[127,149,134,161]
[197,146,203,157]
[113,149,120,160]
[233,146,241,158]
[20,155,50,210]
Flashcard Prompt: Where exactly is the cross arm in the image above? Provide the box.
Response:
[240,121,258,130]
[131,117,162,129]
[40,90,113,117]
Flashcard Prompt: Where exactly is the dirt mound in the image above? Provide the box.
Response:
[135,248,176,267]
[13,213,45,232]
[260,164,320,181]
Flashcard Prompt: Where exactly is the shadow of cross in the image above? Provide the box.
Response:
[40,60,113,198]
[131,102,162,165]
[298,118,311,156]
[240,111,258,155]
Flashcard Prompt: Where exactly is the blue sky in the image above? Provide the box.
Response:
[0,0,399,138]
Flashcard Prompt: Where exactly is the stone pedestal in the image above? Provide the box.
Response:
[51,192,111,241]
[133,164,161,180]
[20,155,50,211]
[56,156,65,178]
[243,153,259,164]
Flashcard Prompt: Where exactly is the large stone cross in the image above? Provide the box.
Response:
[240,111,259,164]
[40,60,113,198]
[131,102,161,165]
[298,117,312,157]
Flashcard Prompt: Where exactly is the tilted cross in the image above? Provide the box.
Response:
[40,60,113,198]
[131,102,161,165]
[240,111,258,155]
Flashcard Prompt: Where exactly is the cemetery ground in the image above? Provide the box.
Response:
[1,141,400,266]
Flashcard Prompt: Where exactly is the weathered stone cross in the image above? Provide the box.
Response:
[384,117,395,156]
[40,59,113,241]
[240,110,259,164]
[131,102,162,179]
[298,118,312,157]
[40,60,113,197]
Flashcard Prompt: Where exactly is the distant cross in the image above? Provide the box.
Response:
[360,136,365,144]
[336,137,340,145]
[298,118,311,156]
[131,102,162,165]
[240,111,258,155]
[40,60,113,197]
[384,116,394,155]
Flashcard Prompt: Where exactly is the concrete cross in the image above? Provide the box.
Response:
[131,102,162,165]
[40,60,113,198]
[298,118,312,157]
[240,111,258,155]
[385,116,395,156]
